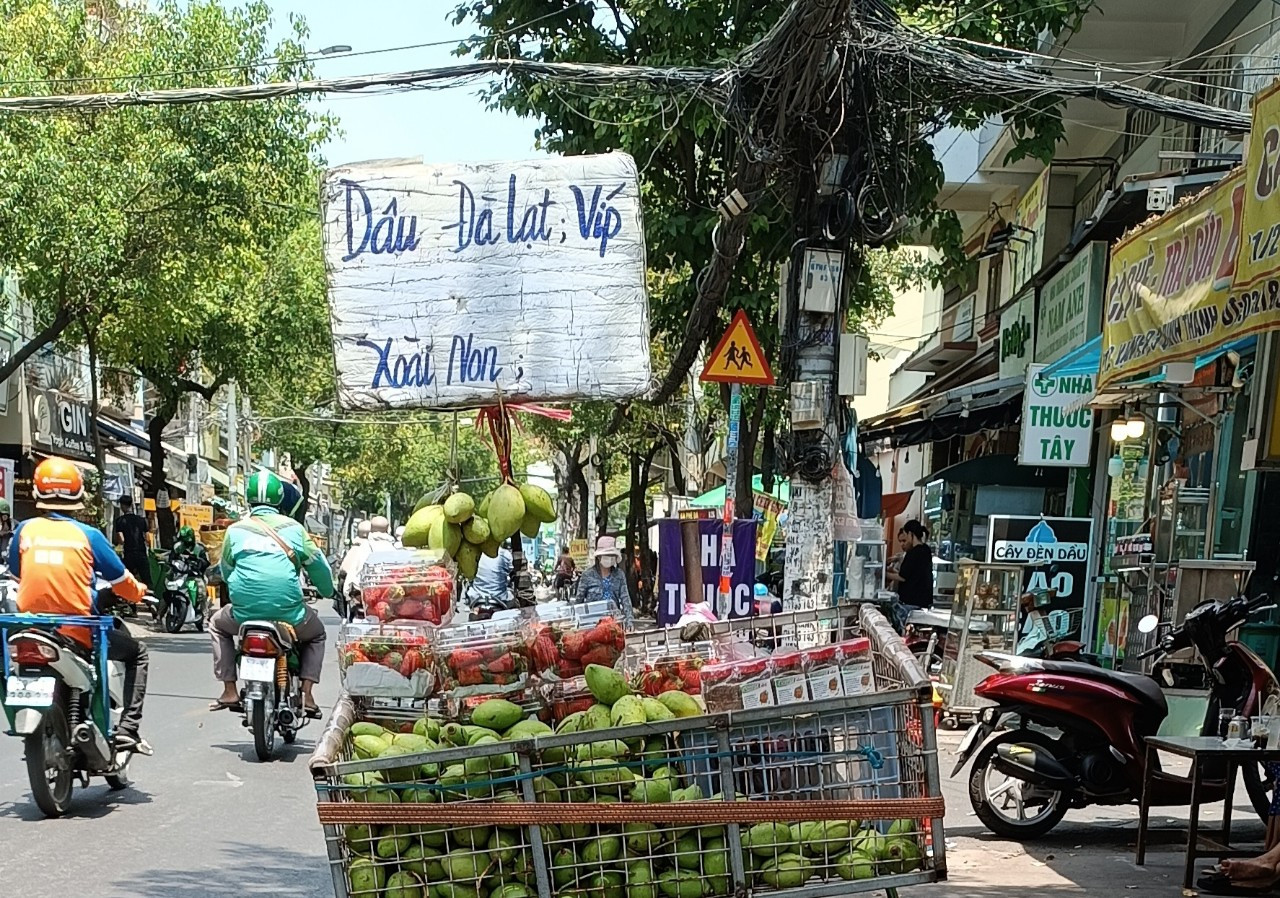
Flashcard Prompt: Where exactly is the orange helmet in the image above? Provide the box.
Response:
[33,456,85,509]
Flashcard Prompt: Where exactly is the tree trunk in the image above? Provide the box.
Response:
[292,463,311,510]
[148,399,179,548]
[0,306,74,388]
[624,451,641,601]
[760,422,777,495]
[573,464,590,539]
[637,441,662,614]
[552,444,584,544]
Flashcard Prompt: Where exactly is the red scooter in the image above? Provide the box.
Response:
[951,593,1279,838]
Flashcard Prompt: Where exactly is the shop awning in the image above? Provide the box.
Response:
[1041,336,1102,379]
[1041,336,1257,389]
[97,416,149,452]
[690,476,789,508]
[915,453,1069,488]
[860,376,1023,448]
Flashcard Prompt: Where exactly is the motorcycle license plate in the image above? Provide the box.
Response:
[239,657,276,682]
[5,676,55,708]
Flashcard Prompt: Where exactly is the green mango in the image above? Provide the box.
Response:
[657,870,704,898]
[375,824,412,859]
[441,848,486,881]
[630,776,672,803]
[401,843,444,879]
[582,835,623,865]
[627,862,659,898]
[551,847,578,888]
[834,850,876,881]
[489,829,521,864]
[761,853,813,889]
[344,823,376,857]
[348,857,387,894]
[584,871,626,898]
[385,870,425,898]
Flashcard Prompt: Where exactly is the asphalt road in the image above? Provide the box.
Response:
[0,605,343,898]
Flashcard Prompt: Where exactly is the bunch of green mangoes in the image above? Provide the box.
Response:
[403,482,555,580]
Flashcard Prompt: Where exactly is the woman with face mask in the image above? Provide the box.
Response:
[576,536,634,629]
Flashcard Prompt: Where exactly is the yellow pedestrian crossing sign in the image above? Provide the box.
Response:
[700,310,775,385]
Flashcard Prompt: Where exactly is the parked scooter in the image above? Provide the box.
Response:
[951,592,1279,838]
[235,620,310,761]
[146,551,208,633]
[0,601,139,817]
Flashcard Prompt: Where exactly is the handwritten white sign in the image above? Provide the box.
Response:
[323,153,652,410]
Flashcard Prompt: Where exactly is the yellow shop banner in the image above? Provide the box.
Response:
[1238,80,1280,289]
[1102,170,1252,389]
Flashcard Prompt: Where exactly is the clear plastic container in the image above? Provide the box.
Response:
[526,611,626,679]
[701,660,743,712]
[628,642,714,696]
[338,620,436,698]
[434,616,531,697]
[358,548,455,625]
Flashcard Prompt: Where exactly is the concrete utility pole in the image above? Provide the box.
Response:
[780,253,843,646]
[225,380,238,497]
[185,390,201,503]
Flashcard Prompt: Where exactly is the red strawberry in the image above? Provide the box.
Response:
[581,645,616,668]
[398,599,426,620]
[561,631,588,660]
[487,653,515,675]
[458,667,485,686]
[449,649,483,670]
[400,649,426,677]
[638,670,665,696]
[531,634,559,672]
[384,651,404,671]
[341,648,369,666]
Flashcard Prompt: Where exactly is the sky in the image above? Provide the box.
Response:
[264,0,543,167]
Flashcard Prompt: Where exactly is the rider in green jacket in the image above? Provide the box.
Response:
[207,471,333,716]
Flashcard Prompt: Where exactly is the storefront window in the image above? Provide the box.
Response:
[1102,442,1148,575]
[1214,386,1256,558]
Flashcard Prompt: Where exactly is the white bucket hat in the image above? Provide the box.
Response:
[592,536,622,560]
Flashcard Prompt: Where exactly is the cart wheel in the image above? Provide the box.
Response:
[941,715,960,730]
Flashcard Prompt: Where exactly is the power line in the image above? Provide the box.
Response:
[0,60,722,112]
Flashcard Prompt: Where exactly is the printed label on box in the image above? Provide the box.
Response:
[808,670,844,700]
[840,661,875,696]
[774,673,811,705]
[741,681,776,709]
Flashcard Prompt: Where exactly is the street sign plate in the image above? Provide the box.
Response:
[700,310,775,385]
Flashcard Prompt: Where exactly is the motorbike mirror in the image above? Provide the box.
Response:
[1137,615,1159,634]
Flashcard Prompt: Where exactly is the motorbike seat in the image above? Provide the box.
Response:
[237,620,296,652]
[1037,659,1168,714]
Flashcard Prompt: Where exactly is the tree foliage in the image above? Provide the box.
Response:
[0,0,332,541]
[451,1,1092,522]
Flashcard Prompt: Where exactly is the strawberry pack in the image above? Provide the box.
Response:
[526,601,626,680]
[357,548,455,625]
[434,617,531,697]
[337,621,437,699]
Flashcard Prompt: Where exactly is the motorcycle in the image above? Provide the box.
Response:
[951,592,1279,838]
[0,605,138,817]
[236,619,309,761]
[147,552,207,634]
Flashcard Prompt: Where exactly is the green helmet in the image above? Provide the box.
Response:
[177,525,197,548]
[245,470,285,509]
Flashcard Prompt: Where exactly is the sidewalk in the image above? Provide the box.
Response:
[897,732,1263,898]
